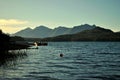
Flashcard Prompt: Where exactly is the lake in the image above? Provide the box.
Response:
[0,42,120,80]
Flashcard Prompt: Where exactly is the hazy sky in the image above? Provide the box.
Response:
[0,0,120,33]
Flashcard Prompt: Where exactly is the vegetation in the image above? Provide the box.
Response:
[0,30,28,66]
[10,36,25,41]
[9,36,30,50]
[0,29,10,52]
[0,50,27,66]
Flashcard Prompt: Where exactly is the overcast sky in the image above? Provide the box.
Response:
[0,0,120,33]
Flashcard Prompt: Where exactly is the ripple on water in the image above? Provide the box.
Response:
[24,75,61,80]
[29,71,54,74]
[0,42,120,80]
[48,64,76,69]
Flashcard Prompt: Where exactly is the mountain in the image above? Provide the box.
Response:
[50,26,70,37]
[69,24,96,34]
[13,27,32,38]
[13,24,96,38]
[41,27,120,41]
[31,26,52,38]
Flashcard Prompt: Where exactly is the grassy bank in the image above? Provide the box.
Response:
[0,50,27,66]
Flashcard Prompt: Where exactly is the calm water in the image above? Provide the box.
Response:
[0,42,120,80]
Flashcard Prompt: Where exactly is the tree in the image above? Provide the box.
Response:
[0,29,10,51]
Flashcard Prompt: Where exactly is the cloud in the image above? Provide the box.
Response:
[0,19,28,26]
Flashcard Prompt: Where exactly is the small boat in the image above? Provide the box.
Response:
[34,42,48,46]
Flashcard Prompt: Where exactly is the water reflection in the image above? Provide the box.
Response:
[0,50,27,67]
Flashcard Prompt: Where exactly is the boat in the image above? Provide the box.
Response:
[28,42,48,46]
[34,42,48,46]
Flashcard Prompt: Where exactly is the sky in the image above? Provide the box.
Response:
[0,0,120,33]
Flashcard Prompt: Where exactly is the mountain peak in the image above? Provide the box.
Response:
[36,25,48,28]
[24,27,32,30]
[81,24,91,26]
[18,27,32,32]
[54,26,68,30]
[70,24,96,34]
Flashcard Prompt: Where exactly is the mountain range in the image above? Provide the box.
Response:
[40,27,120,41]
[13,24,96,38]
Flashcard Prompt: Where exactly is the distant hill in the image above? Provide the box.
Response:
[13,27,33,38]
[41,27,120,41]
[69,24,96,34]
[50,26,69,37]
[13,24,96,38]
[31,26,52,38]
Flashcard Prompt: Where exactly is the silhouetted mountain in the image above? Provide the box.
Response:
[41,27,120,41]
[50,26,70,37]
[13,27,32,37]
[32,26,52,38]
[69,24,96,34]
[13,24,96,38]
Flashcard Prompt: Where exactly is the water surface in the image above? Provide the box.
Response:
[0,42,120,80]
